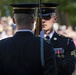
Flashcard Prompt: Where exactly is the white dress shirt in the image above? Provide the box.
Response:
[44,30,55,39]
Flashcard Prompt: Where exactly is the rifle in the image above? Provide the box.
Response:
[35,0,45,67]
[35,0,42,36]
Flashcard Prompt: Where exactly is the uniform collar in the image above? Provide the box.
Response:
[44,30,55,39]
[17,29,33,33]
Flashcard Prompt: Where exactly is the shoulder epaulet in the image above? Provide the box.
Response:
[58,33,71,45]
[58,34,67,38]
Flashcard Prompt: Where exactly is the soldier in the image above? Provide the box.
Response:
[0,3,58,75]
[40,3,76,75]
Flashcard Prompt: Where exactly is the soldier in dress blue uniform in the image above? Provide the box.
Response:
[0,3,58,75]
[40,3,76,75]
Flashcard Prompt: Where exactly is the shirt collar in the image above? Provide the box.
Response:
[17,29,33,33]
[44,30,55,39]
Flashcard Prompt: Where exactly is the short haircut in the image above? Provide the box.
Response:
[14,14,34,26]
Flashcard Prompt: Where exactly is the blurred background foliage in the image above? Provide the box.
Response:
[0,0,76,28]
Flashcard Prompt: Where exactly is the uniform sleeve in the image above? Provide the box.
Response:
[56,38,75,75]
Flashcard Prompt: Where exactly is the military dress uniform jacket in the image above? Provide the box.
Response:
[50,32,75,75]
[0,31,57,75]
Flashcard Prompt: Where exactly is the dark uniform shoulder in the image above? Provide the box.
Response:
[57,33,75,46]
[58,33,68,39]
[0,37,12,45]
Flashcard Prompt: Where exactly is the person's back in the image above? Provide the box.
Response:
[0,3,57,75]
[0,31,57,75]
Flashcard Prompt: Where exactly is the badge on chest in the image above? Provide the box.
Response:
[54,48,65,58]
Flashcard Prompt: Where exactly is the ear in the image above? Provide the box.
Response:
[12,17,16,24]
[54,16,57,23]
[31,18,35,24]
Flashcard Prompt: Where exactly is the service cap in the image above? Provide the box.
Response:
[41,3,59,14]
[10,3,38,14]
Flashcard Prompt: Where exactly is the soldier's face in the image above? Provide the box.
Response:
[42,16,55,31]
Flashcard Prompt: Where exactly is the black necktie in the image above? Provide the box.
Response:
[45,36,50,42]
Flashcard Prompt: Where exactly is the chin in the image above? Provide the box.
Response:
[42,28,48,31]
